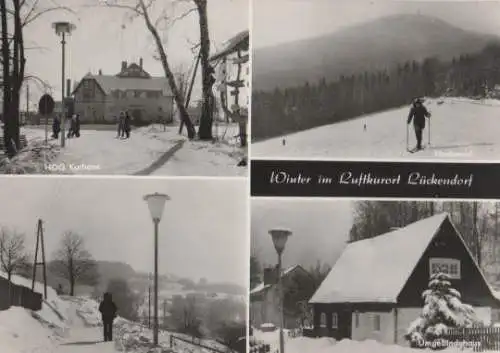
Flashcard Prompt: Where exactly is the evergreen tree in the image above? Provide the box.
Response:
[405,273,482,346]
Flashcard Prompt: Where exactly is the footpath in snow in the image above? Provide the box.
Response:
[0,271,231,353]
[0,124,246,176]
[252,97,500,160]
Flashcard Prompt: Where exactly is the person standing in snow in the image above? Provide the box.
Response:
[99,292,117,342]
[124,111,131,139]
[74,114,81,138]
[117,112,124,138]
[52,115,61,139]
[407,98,431,150]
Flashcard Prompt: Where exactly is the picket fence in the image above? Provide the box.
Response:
[442,327,500,352]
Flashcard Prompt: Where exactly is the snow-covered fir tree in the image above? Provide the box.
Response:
[405,272,482,346]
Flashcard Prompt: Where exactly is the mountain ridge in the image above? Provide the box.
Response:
[253,14,500,92]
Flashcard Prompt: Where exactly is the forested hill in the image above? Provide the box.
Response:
[252,43,500,141]
[253,14,500,93]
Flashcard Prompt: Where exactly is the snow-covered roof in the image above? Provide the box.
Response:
[310,213,450,304]
[250,265,303,296]
[210,30,249,62]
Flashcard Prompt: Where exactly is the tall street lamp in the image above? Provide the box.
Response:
[144,192,170,346]
[52,21,75,148]
[269,228,292,353]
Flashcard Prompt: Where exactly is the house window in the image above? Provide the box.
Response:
[354,312,359,328]
[429,258,461,279]
[320,313,326,327]
[373,314,381,332]
[331,313,338,328]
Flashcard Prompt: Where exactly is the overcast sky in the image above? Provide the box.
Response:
[21,0,248,109]
[253,0,500,49]
[0,177,248,287]
[251,198,353,270]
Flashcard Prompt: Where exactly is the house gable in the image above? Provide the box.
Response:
[398,217,499,308]
[72,77,107,97]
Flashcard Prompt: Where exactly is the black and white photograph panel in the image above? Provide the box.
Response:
[252,0,500,160]
[1,0,248,176]
[250,198,500,353]
[0,177,247,353]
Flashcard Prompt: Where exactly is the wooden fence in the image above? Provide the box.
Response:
[441,327,500,352]
[0,280,42,311]
[170,335,232,353]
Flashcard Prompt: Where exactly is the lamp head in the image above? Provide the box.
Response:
[269,228,292,255]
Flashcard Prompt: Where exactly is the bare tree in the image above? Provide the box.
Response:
[50,231,99,296]
[192,0,214,141]
[0,227,29,282]
[2,0,72,156]
[101,0,196,139]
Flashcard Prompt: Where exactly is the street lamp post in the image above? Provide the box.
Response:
[269,228,292,353]
[144,192,170,346]
[52,21,75,148]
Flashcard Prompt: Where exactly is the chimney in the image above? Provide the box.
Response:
[98,69,102,75]
[66,79,71,97]
[121,61,127,72]
[139,58,143,69]
[263,267,278,285]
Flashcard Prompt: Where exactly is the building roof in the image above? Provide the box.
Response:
[210,30,249,62]
[73,73,173,96]
[310,213,499,304]
[250,264,305,296]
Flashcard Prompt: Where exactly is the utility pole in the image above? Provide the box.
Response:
[32,219,48,299]
[148,280,151,329]
[163,299,167,328]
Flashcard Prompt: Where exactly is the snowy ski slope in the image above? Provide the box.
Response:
[251,97,500,160]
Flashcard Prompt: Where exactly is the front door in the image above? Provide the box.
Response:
[337,310,352,339]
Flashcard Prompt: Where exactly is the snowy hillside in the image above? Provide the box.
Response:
[252,97,500,160]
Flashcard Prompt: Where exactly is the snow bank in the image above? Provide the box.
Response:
[1,123,247,176]
[0,306,59,353]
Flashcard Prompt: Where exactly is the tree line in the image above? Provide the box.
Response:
[252,43,500,140]
[349,201,500,279]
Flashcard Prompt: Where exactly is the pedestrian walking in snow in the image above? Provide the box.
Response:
[69,114,78,138]
[124,111,131,139]
[74,114,81,138]
[66,116,73,139]
[52,115,61,139]
[99,292,117,342]
[117,112,124,138]
[363,123,367,131]
[407,98,431,151]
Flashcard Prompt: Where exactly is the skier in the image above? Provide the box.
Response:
[407,97,431,151]
[99,292,117,342]
[363,123,367,132]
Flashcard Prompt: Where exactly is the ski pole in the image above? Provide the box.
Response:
[406,122,409,152]
[428,116,431,146]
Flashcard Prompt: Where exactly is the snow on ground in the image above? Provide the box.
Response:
[252,328,477,353]
[0,307,60,353]
[2,123,246,176]
[252,97,500,160]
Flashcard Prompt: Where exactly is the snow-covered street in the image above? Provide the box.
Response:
[251,97,500,160]
[1,124,246,176]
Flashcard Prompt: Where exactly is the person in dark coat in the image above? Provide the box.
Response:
[117,112,124,138]
[74,114,81,138]
[99,292,117,342]
[407,98,431,150]
[52,115,61,139]
[124,111,131,139]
